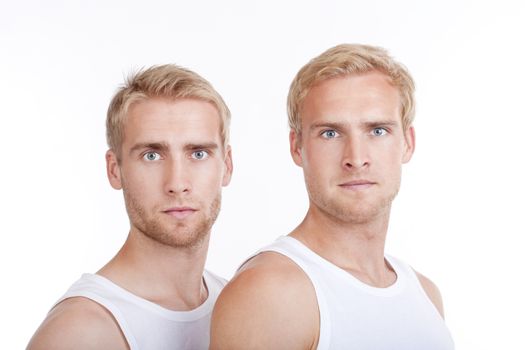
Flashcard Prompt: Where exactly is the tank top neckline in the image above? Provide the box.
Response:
[280,236,407,297]
[79,270,218,322]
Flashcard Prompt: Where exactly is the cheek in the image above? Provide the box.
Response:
[121,166,161,195]
[379,138,406,164]
[379,156,403,185]
[371,143,404,179]
[193,161,226,191]
[303,140,342,168]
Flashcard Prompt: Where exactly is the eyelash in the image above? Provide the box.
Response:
[321,129,339,139]
[371,127,388,136]
[143,151,161,161]
[191,150,209,160]
[141,149,212,161]
[320,127,389,138]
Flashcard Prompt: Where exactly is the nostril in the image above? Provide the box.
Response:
[343,159,368,169]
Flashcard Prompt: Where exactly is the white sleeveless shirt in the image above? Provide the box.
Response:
[255,236,455,350]
[53,270,226,350]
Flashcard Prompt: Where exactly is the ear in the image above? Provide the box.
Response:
[402,126,416,164]
[221,145,233,187]
[289,130,304,167]
[106,150,122,190]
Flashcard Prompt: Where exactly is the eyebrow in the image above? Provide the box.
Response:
[129,141,219,155]
[309,119,400,131]
[309,121,346,131]
[183,142,219,152]
[361,120,399,129]
[130,142,170,155]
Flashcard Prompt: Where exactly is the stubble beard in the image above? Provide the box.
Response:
[306,175,400,225]
[123,190,221,249]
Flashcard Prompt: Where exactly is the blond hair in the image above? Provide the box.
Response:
[106,64,230,159]
[287,44,415,134]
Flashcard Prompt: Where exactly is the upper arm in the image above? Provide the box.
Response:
[27,297,129,350]
[210,252,319,350]
[416,271,445,319]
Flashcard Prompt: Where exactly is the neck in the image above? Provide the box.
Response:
[290,204,395,287]
[98,227,210,311]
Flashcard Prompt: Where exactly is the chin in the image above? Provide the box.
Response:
[314,195,392,224]
[148,227,209,249]
[333,206,383,224]
[133,216,210,249]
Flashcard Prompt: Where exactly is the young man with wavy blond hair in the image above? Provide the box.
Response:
[28,64,233,350]
[211,44,454,349]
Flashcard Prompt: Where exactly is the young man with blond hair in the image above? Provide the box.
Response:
[28,64,233,350]
[211,44,454,349]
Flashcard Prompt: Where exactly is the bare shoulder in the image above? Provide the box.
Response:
[211,252,319,350]
[27,297,128,350]
[415,270,445,319]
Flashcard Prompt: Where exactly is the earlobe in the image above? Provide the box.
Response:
[402,126,416,163]
[222,146,233,187]
[106,150,122,190]
[289,130,303,167]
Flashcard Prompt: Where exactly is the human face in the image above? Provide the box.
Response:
[290,71,415,224]
[106,97,232,248]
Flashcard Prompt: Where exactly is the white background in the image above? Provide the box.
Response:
[1,1,524,349]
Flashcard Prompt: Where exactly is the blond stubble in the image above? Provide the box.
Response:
[123,188,221,249]
[305,174,400,225]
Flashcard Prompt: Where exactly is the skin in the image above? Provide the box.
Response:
[27,97,233,350]
[211,71,443,350]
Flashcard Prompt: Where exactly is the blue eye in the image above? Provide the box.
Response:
[192,150,209,160]
[372,128,387,136]
[144,152,161,161]
[321,130,338,139]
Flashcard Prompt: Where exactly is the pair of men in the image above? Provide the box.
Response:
[28,44,454,349]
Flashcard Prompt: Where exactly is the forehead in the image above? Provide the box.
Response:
[122,97,222,146]
[301,71,401,125]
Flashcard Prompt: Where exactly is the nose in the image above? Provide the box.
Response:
[342,135,369,170]
[164,156,191,195]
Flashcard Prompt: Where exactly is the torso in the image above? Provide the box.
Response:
[52,270,226,350]
[244,236,455,350]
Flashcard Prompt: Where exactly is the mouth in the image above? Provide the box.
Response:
[338,180,376,190]
[163,207,197,219]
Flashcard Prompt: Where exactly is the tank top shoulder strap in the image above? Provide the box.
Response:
[240,236,332,350]
[203,269,228,298]
[53,274,139,349]
[385,255,445,318]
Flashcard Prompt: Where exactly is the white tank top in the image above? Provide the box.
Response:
[255,236,455,350]
[53,270,226,350]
